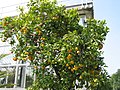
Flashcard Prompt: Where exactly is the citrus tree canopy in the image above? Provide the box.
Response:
[1,0,109,89]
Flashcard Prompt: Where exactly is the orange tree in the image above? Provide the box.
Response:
[1,0,109,89]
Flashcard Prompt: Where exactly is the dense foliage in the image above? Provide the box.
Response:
[1,0,109,89]
[110,69,120,90]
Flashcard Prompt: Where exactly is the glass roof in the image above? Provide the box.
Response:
[0,54,16,65]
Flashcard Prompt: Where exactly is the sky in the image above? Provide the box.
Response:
[94,0,120,75]
[0,0,120,75]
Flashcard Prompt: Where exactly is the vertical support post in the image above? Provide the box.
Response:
[5,67,9,86]
[21,65,27,88]
[14,61,19,88]
[34,71,36,82]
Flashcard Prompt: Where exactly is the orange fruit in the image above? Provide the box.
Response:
[68,67,71,69]
[52,16,58,20]
[36,28,42,35]
[75,47,79,51]
[79,76,82,79]
[3,22,7,26]
[28,56,34,61]
[36,28,39,31]
[23,29,27,34]
[79,64,84,68]
[38,30,42,35]
[25,52,29,55]
[34,66,38,69]
[67,54,72,60]
[66,63,69,67]
[41,43,44,47]
[42,66,45,70]
[71,68,74,72]
[73,66,79,71]
[21,27,27,34]
[41,37,45,40]
[68,49,72,53]
[77,51,80,54]
[22,58,27,61]
[70,61,74,64]
[13,57,18,61]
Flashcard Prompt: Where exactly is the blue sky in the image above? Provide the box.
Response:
[94,0,120,75]
[0,0,120,75]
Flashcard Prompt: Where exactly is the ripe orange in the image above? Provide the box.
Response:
[3,22,7,26]
[38,30,42,35]
[67,54,72,60]
[28,56,34,61]
[41,43,44,47]
[36,28,39,31]
[36,28,42,35]
[21,27,27,34]
[22,58,27,61]
[41,37,45,40]
[25,52,29,55]
[70,61,74,64]
[75,47,79,51]
[66,63,69,67]
[68,49,72,53]
[68,67,71,69]
[77,51,80,54]
[13,57,18,61]
[79,76,82,79]
[23,29,27,34]
[73,66,78,71]
[71,68,74,72]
